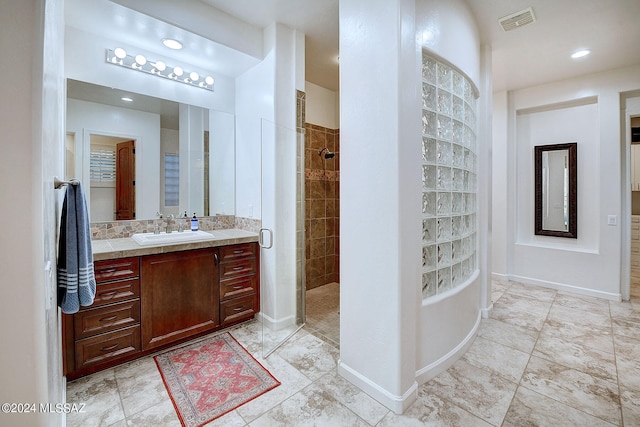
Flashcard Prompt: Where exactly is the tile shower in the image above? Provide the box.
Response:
[421,52,478,298]
[305,123,340,290]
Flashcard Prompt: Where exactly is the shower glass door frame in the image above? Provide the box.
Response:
[260,118,305,358]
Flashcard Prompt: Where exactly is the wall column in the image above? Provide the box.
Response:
[339,0,421,413]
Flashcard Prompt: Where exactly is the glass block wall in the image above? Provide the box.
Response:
[421,52,478,299]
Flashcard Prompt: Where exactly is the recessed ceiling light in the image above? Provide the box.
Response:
[121,97,134,102]
[162,38,183,50]
[571,49,590,59]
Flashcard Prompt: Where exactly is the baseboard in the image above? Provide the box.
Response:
[256,312,296,331]
[481,303,493,318]
[415,310,481,384]
[338,362,418,414]
[508,274,621,302]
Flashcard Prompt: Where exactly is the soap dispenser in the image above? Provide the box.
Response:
[191,213,199,231]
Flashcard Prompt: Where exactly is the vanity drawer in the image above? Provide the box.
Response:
[74,300,140,339]
[220,258,256,280]
[94,257,139,283]
[220,275,257,301]
[74,326,141,371]
[220,294,257,326]
[220,243,257,262]
[93,278,140,307]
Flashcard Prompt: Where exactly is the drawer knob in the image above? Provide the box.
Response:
[99,315,119,322]
[97,267,118,274]
[100,343,120,352]
[233,266,244,271]
[233,285,244,289]
[233,306,244,312]
[233,249,244,254]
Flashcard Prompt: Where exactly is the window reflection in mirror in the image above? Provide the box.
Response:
[65,79,235,222]
[534,143,577,238]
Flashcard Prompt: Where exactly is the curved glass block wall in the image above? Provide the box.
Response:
[421,52,478,299]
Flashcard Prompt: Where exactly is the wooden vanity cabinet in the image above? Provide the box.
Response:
[62,257,141,377]
[63,242,260,379]
[219,243,260,326]
[141,248,219,350]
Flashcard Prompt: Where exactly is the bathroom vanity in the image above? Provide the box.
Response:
[62,230,259,380]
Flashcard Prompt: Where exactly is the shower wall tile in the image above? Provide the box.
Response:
[305,123,340,289]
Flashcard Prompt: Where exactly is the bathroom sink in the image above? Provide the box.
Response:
[131,230,215,246]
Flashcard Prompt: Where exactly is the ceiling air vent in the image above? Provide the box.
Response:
[498,7,536,32]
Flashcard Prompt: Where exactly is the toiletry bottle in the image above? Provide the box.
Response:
[183,210,188,218]
[191,213,199,231]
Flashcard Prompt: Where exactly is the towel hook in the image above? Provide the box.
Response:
[54,176,80,189]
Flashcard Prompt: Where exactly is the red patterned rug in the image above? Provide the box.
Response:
[155,332,280,427]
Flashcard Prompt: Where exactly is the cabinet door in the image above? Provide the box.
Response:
[141,248,219,350]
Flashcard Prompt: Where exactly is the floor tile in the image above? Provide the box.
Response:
[489,292,552,332]
[554,291,612,316]
[378,389,492,427]
[503,386,616,427]
[533,326,617,382]
[462,336,530,383]
[65,280,640,426]
[66,369,126,427]
[114,356,169,417]
[422,359,517,426]
[312,371,389,425]
[477,318,539,354]
[248,381,369,427]
[521,356,621,425]
[507,282,557,303]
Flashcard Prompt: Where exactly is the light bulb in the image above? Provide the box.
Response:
[154,61,166,72]
[189,71,199,81]
[205,76,214,85]
[135,54,147,65]
[114,47,126,59]
[173,66,183,77]
[162,38,183,50]
[571,50,590,59]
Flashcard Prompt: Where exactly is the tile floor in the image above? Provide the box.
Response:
[67,280,640,426]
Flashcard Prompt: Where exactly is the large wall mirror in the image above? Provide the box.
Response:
[534,142,577,238]
[65,79,235,222]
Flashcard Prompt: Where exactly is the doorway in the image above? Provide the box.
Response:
[630,114,640,299]
[304,122,340,347]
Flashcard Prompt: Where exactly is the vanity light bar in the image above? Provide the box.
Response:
[105,48,215,92]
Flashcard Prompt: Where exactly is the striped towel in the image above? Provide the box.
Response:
[57,180,96,314]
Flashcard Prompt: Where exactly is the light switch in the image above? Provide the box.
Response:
[607,215,617,226]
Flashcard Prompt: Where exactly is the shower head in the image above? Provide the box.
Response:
[319,147,335,159]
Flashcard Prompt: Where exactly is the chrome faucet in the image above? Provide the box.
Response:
[165,214,175,233]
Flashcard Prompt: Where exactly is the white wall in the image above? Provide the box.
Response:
[67,98,161,220]
[493,64,640,300]
[305,81,339,129]
[340,0,421,413]
[413,0,483,383]
[65,26,235,114]
[209,111,236,215]
[0,0,65,425]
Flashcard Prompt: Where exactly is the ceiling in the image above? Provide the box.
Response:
[202,0,640,93]
[71,0,640,94]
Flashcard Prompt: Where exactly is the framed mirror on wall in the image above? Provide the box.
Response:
[534,142,577,238]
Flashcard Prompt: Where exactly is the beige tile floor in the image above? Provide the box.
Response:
[67,280,640,426]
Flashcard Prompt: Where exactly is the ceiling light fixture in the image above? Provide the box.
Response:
[121,97,134,102]
[105,48,214,92]
[571,49,591,59]
[162,38,183,50]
